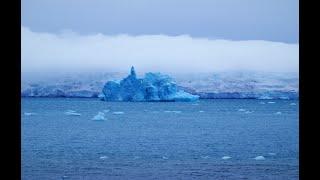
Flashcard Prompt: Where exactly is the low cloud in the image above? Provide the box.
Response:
[22,26,298,74]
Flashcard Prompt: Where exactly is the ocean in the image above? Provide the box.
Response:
[22,98,299,180]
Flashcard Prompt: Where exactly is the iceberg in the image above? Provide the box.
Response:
[101,66,199,102]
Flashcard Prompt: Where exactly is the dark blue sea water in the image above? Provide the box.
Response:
[22,98,299,180]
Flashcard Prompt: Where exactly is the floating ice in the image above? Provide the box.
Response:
[162,156,168,160]
[113,111,124,115]
[268,101,276,104]
[103,109,110,113]
[64,111,81,116]
[254,156,265,160]
[275,112,282,115]
[238,109,246,112]
[290,103,296,106]
[99,156,109,160]
[24,112,37,116]
[164,110,181,113]
[222,156,232,160]
[201,156,210,159]
[101,66,199,102]
[268,153,276,156]
[92,112,105,121]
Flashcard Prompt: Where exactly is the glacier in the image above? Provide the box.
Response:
[101,67,199,102]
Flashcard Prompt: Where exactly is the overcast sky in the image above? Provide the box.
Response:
[22,0,299,74]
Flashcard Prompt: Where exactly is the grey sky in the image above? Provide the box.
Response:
[22,0,298,43]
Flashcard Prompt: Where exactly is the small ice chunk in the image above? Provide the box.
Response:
[254,156,265,160]
[238,109,246,112]
[199,111,205,113]
[290,103,296,106]
[201,155,210,159]
[268,101,276,104]
[222,156,232,160]
[92,112,105,121]
[268,153,276,156]
[162,156,168,160]
[164,110,181,113]
[65,111,81,116]
[113,111,124,115]
[275,112,282,115]
[99,156,109,160]
[24,112,37,116]
[103,109,110,113]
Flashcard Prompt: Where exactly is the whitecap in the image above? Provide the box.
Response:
[259,102,266,104]
[268,153,276,156]
[290,103,296,106]
[192,103,199,106]
[222,156,232,160]
[254,156,265,160]
[199,111,205,113]
[244,111,254,114]
[238,109,246,112]
[275,112,282,115]
[92,112,105,121]
[113,111,124,115]
[268,101,276,104]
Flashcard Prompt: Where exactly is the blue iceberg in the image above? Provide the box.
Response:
[101,66,199,102]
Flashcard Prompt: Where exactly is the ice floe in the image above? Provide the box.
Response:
[222,156,232,160]
[254,156,265,160]
[113,111,124,115]
[92,112,106,121]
